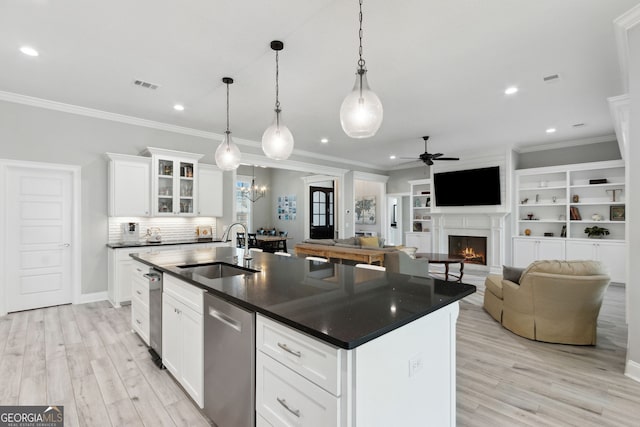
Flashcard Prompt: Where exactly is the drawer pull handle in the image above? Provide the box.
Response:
[135,319,142,325]
[136,290,142,295]
[277,342,301,358]
[136,268,143,272]
[276,397,300,418]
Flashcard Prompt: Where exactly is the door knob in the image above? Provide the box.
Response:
[59,243,71,247]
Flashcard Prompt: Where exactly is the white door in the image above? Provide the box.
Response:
[5,166,73,312]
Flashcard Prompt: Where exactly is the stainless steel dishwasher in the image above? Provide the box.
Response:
[204,292,255,427]
[145,268,164,368]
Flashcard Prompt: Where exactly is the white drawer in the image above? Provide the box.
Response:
[131,260,149,280]
[256,352,341,427]
[163,274,204,314]
[257,315,343,396]
[257,413,273,427]
[131,302,150,346]
[131,277,149,309]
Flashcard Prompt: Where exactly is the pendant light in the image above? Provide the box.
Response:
[340,0,383,139]
[262,40,294,160]
[215,77,241,171]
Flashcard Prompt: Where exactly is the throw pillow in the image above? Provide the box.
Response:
[503,265,525,285]
[399,246,418,259]
[359,236,379,248]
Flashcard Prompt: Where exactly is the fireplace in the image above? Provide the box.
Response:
[448,235,487,265]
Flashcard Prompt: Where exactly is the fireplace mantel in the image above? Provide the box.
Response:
[430,212,509,274]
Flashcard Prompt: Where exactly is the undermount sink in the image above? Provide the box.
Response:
[177,262,258,280]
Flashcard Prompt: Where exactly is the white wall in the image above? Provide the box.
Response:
[626,21,640,380]
[270,168,308,246]
[0,100,221,294]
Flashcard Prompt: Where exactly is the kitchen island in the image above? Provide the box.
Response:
[131,247,475,426]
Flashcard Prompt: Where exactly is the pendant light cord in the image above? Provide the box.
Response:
[275,50,281,128]
[358,0,365,70]
[225,82,230,135]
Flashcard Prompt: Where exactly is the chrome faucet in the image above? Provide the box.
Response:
[221,222,252,264]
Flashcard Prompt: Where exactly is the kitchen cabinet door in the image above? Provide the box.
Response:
[594,241,626,283]
[180,304,204,407]
[162,294,182,378]
[198,164,223,217]
[107,154,151,217]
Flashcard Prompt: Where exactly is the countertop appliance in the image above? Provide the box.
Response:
[146,227,162,243]
[121,222,140,243]
[204,292,255,427]
[145,268,164,368]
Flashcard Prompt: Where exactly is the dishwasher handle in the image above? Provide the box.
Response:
[208,306,242,332]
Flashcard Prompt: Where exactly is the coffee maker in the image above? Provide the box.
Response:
[121,222,140,243]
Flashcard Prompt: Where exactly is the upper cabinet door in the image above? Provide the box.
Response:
[107,153,151,217]
[147,147,203,217]
[198,164,223,217]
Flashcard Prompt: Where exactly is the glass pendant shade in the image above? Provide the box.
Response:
[262,110,294,160]
[340,69,383,139]
[215,133,241,171]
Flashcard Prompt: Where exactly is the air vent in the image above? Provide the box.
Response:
[133,79,160,90]
[543,74,560,83]
[572,123,585,128]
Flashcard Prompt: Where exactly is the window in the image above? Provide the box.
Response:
[236,176,252,231]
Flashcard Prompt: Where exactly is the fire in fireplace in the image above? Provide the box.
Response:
[448,235,487,265]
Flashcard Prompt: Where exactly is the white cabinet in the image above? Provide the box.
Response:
[407,179,432,250]
[162,274,204,407]
[130,260,150,345]
[512,237,565,268]
[256,303,460,427]
[106,153,151,217]
[198,164,223,217]
[405,232,432,253]
[108,248,149,307]
[146,147,204,217]
[566,240,626,283]
[513,160,626,279]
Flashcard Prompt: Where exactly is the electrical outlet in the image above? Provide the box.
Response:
[408,353,424,377]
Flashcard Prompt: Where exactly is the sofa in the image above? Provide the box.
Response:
[483,260,611,345]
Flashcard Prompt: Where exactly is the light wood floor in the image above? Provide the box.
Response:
[1,273,639,426]
[456,271,640,426]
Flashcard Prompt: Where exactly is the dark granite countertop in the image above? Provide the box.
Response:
[107,238,226,249]
[131,247,476,349]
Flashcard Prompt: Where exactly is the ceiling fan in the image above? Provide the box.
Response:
[400,136,460,166]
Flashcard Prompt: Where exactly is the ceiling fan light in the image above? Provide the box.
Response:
[340,70,383,138]
[262,110,294,160]
[215,133,241,171]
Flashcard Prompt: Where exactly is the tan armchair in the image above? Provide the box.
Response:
[483,260,610,345]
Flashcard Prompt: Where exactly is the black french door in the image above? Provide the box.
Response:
[309,186,334,239]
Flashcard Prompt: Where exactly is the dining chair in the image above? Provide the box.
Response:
[305,256,328,263]
[247,233,259,248]
[355,263,386,271]
[279,231,288,237]
[268,229,277,236]
[236,232,245,248]
[274,252,291,257]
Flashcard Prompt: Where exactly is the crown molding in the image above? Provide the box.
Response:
[240,152,348,176]
[513,134,617,153]
[0,90,384,172]
[614,4,640,92]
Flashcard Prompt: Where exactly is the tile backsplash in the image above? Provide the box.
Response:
[108,217,218,243]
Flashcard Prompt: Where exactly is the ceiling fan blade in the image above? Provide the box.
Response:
[427,159,434,166]
[398,156,420,160]
[434,157,460,161]
[431,153,444,159]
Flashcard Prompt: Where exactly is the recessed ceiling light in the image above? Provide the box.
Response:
[320,138,329,144]
[20,46,39,57]
[504,86,518,95]
[389,155,396,159]
[173,104,185,111]
[546,128,556,134]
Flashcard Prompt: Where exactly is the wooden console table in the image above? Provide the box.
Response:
[294,243,386,266]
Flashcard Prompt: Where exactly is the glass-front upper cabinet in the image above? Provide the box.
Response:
[146,148,203,216]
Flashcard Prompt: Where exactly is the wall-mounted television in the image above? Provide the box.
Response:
[434,166,501,206]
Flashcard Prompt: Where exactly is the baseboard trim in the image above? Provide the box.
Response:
[77,291,108,304]
[625,359,640,382]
